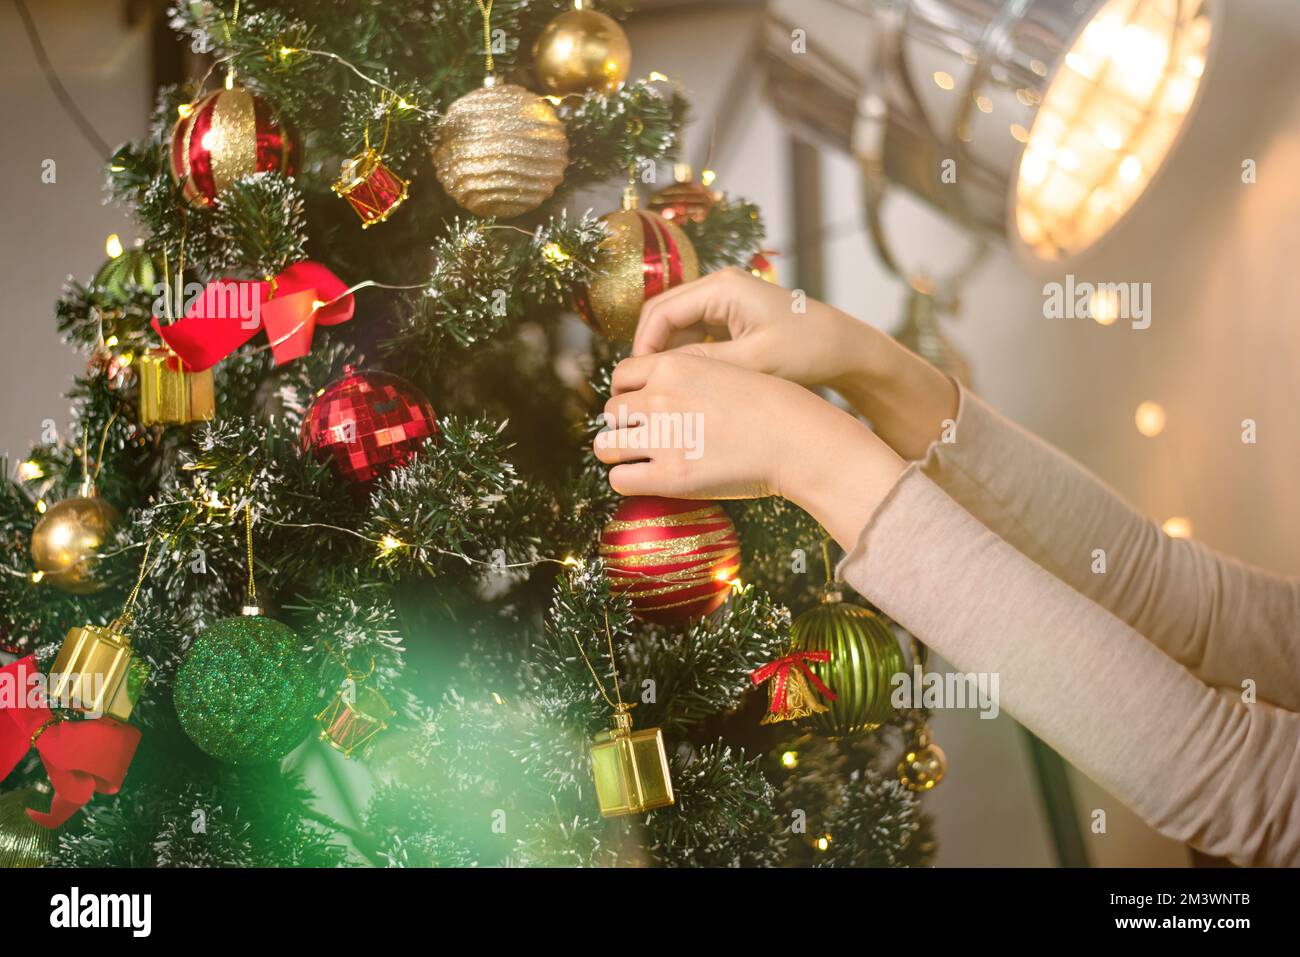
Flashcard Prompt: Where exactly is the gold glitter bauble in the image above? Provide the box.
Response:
[533,9,632,97]
[432,83,569,219]
[898,735,947,792]
[0,789,55,868]
[578,208,700,341]
[30,494,121,594]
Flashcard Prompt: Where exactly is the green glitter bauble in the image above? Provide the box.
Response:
[174,614,318,765]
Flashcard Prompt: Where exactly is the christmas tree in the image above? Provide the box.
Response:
[0,0,936,868]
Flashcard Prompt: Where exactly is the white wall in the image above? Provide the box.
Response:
[0,0,151,463]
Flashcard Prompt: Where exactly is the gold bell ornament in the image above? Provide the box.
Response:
[750,651,834,725]
[532,2,632,97]
[579,612,674,818]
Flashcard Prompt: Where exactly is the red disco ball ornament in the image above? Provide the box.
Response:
[169,86,300,208]
[301,367,438,485]
[598,497,741,624]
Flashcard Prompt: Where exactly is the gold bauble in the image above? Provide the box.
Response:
[30,493,121,594]
[432,83,569,219]
[898,733,947,792]
[0,789,56,868]
[579,206,700,341]
[533,9,632,97]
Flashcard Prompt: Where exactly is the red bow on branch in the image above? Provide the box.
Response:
[750,651,838,716]
[151,260,355,372]
[0,656,141,829]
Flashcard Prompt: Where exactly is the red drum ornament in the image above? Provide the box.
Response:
[301,367,438,486]
[599,497,741,624]
[577,197,700,342]
[333,149,409,228]
[168,86,300,208]
[316,684,393,759]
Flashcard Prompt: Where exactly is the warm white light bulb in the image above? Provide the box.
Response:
[1135,401,1166,437]
[1015,0,1212,259]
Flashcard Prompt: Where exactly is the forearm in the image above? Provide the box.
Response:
[778,404,906,550]
[920,387,1300,711]
[839,468,1300,867]
[822,317,959,461]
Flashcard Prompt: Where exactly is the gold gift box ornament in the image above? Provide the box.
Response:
[48,615,148,721]
[591,705,675,818]
[138,347,216,426]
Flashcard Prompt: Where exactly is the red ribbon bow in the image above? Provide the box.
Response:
[750,651,838,716]
[151,260,355,372]
[0,656,141,829]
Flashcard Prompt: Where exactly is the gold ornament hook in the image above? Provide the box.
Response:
[474,0,496,77]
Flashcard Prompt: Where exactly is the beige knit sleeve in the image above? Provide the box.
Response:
[916,386,1300,712]
[838,467,1300,867]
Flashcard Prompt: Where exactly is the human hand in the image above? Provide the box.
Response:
[631,268,959,461]
[594,352,905,547]
[631,267,877,390]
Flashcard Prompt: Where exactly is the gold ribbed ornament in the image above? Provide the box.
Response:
[0,789,55,868]
[790,585,905,737]
[432,83,569,218]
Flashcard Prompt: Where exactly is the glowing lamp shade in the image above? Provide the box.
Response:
[761,0,1221,264]
[1016,0,1215,258]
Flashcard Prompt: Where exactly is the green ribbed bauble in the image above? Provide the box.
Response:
[174,613,317,765]
[791,588,905,738]
[0,789,55,868]
[93,247,158,302]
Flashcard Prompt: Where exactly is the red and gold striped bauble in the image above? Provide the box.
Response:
[576,205,700,342]
[168,86,300,208]
[599,497,741,624]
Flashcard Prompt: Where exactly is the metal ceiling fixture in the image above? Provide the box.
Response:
[766,0,1219,263]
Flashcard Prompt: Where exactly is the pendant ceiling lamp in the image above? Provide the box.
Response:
[766,0,1218,261]
[763,0,1218,378]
